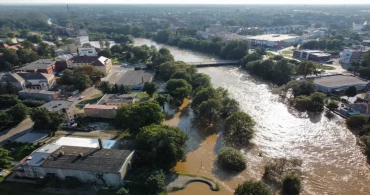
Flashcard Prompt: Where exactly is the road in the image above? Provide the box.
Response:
[0,118,34,145]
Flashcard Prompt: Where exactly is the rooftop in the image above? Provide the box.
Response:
[19,89,59,94]
[18,59,55,70]
[98,94,135,105]
[40,100,74,112]
[70,56,109,66]
[84,104,118,109]
[116,70,154,86]
[246,34,300,42]
[0,72,25,83]
[17,72,53,80]
[314,75,369,88]
[54,137,117,149]
[41,146,132,173]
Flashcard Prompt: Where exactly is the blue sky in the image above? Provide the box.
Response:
[0,0,369,4]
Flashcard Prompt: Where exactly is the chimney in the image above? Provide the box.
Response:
[98,138,103,149]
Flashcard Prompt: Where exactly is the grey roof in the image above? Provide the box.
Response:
[116,70,153,86]
[41,146,132,173]
[0,72,25,83]
[19,59,55,70]
[40,100,74,112]
[314,75,369,88]
[17,72,49,80]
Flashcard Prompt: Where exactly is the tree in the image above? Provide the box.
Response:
[166,79,192,103]
[116,188,129,195]
[297,61,316,78]
[29,107,65,133]
[136,124,188,170]
[197,99,221,123]
[99,81,112,94]
[346,114,368,129]
[171,71,191,83]
[218,147,246,172]
[221,97,240,118]
[327,101,339,112]
[159,61,191,81]
[224,112,255,145]
[98,49,112,58]
[345,86,357,99]
[190,73,211,90]
[60,69,75,85]
[111,45,122,54]
[3,48,19,65]
[99,40,104,48]
[285,80,316,97]
[0,94,21,108]
[282,174,302,195]
[75,65,104,82]
[234,181,271,195]
[293,95,311,111]
[137,169,165,194]
[155,94,171,111]
[142,82,158,97]
[17,48,39,64]
[241,53,261,67]
[309,92,326,111]
[0,147,13,169]
[20,40,35,50]
[73,72,92,90]
[104,40,110,49]
[6,103,28,123]
[116,101,164,133]
[191,87,217,109]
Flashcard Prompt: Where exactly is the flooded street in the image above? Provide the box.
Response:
[137,38,370,195]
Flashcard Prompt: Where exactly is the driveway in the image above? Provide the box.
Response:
[0,118,34,145]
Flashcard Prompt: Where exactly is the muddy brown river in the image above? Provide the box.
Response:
[136,38,370,195]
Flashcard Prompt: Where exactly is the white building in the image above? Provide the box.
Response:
[67,56,112,75]
[78,47,98,56]
[353,21,368,32]
[246,34,303,47]
[14,138,135,187]
[74,36,90,45]
[340,48,369,64]
[311,74,369,93]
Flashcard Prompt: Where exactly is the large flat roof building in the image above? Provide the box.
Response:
[116,70,154,90]
[293,50,331,62]
[14,137,135,187]
[312,74,369,93]
[40,100,76,122]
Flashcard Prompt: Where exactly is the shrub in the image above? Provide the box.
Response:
[346,114,368,129]
[282,174,302,195]
[22,99,45,107]
[234,180,271,195]
[218,147,246,172]
[263,158,302,185]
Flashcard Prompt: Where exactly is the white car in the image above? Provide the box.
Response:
[79,96,85,100]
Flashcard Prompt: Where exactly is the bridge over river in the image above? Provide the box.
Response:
[187,60,240,67]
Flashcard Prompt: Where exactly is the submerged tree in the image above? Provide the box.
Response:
[224,112,256,145]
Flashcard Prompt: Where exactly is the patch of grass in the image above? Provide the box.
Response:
[3,142,39,161]
[79,93,103,105]
[316,64,335,70]
[112,57,119,64]
[117,131,132,140]
[171,187,182,192]
[136,92,149,99]
[158,190,168,195]
[266,52,275,58]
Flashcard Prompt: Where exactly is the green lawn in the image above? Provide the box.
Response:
[79,93,103,105]
[3,142,38,161]
[282,50,293,55]
[266,52,275,58]
[136,92,149,99]
[316,64,335,70]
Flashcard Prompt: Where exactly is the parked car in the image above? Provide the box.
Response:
[326,60,334,64]
[79,96,85,100]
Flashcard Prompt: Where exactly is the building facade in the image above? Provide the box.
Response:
[340,48,368,64]
[84,104,118,119]
[67,56,112,75]
[74,36,90,46]
[293,50,331,62]
[18,89,61,101]
[78,47,98,56]
[17,59,56,75]
[15,141,134,187]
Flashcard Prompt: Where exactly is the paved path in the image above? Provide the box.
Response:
[166,173,218,192]
[0,118,34,145]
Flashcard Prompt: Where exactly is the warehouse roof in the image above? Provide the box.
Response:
[314,75,368,88]
[41,146,132,173]
[116,70,153,86]
[247,34,300,42]
[54,137,117,149]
